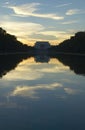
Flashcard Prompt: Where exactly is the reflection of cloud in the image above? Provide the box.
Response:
[40,66,69,73]
[56,95,66,99]
[11,86,37,98]
[26,62,69,74]
[0,102,17,108]
[66,9,85,15]
[3,58,69,81]
[64,88,82,95]
[6,3,64,20]
[10,83,63,98]
[3,69,43,81]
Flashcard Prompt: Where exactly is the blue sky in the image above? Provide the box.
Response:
[0,0,85,46]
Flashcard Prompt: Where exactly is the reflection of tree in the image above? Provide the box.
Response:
[55,54,85,76]
[0,54,31,78]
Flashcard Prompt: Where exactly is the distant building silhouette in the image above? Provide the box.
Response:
[34,41,51,50]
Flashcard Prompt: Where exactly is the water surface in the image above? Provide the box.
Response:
[0,54,85,130]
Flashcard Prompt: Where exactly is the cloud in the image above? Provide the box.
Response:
[62,20,78,25]
[66,9,85,15]
[6,3,64,20]
[0,21,44,43]
[4,1,9,5]
[40,30,66,36]
[39,31,72,42]
[0,20,75,46]
[0,21,44,34]
[9,3,40,15]
[29,33,57,40]
[10,83,63,98]
[56,3,72,8]
[0,20,73,45]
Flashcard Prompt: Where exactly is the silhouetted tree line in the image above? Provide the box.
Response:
[0,27,85,54]
[0,27,33,52]
[56,32,85,53]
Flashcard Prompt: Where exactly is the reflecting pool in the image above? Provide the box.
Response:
[0,54,85,130]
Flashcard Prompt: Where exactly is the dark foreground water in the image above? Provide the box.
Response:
[0,54,85,130]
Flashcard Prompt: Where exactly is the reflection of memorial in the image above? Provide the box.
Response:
[34,55,50,63]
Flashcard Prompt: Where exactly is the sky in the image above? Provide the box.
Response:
[0,0,85,46]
